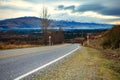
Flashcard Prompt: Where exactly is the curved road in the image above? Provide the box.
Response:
[0,44,79,80]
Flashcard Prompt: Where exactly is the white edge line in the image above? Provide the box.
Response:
[14,45,80,80]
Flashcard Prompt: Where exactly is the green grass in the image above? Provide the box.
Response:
[32,47,120,80]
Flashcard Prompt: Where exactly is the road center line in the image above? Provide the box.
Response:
[14,45,80,80]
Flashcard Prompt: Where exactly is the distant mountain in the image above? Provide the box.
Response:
[0,17,113,30]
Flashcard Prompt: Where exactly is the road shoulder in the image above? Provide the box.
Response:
[32,46,120,80]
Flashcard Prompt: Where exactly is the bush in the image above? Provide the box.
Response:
[109,60,120,74]
[102,25,120,49]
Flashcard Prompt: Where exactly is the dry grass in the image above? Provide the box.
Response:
[0,43,40,50]
[32,47,120,80]
[85,38,120,74]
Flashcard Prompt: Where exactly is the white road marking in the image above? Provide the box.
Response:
[14,45,80,80]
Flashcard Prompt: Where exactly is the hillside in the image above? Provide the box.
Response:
[102,25,120,49]
[0,17,113,30]
[85,25,120,52]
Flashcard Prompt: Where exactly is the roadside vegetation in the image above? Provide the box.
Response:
[102,25,120,49]
[33,47,120,80]
[84,25,120,77]
[0,29,64,49]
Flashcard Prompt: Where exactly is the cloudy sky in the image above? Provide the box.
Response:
[0,0,120,24]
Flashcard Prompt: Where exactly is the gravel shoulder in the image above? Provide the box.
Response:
[32,46,120,80]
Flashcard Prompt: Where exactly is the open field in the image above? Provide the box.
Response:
[33,47,120,80]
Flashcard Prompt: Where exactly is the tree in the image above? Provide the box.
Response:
[50,27,64,44]
[40,7,50,45]
[50,29,56,44]
[57,27,64,43]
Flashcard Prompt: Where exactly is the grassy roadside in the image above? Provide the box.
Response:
[86,38,120,74]
[33,47,120,80]
[0,43,41,50]
[0,43,66,50]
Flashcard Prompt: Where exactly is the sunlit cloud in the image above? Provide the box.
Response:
[110,21,120,25]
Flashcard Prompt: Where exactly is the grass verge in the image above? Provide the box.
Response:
[32,47,120,80]
[0,43,41,50]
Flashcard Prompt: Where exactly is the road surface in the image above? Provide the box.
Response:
[0,44,79,80]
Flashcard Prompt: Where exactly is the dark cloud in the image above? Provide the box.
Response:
[64,5,75,10]
[57,5,75,11]
[75,4,104,12]
[57,3,120,17]
[75,4,120,16]
[100,8,120,16]
[57,5,64,10]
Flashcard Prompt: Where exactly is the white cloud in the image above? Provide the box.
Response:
[0,0,44,19]
[1,0,32,9]
[110,21,120,25]
[0,9,36,19]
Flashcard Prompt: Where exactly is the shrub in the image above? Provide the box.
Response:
[102,25,120,49]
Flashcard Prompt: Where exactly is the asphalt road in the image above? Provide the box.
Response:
[0,44,79,80]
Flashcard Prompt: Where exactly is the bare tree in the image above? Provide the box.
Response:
[40,7,50,45]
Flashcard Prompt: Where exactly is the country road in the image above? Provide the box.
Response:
[0,44,79,80]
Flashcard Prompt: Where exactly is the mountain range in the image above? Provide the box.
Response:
[0,17,113,30]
